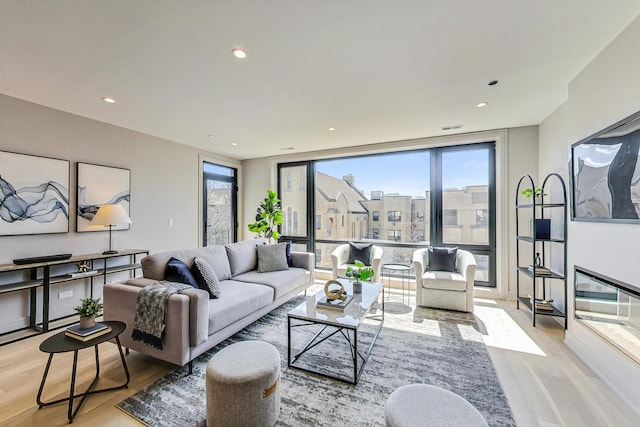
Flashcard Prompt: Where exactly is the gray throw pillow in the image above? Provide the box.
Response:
[257,242,289,273]
[347,242,373,265]
[191,257,221,298]
[427,246,458,272]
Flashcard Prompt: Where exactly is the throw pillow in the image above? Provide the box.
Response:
[190,257,221,299]
[284,241,293,266]
[347,242,373,265]
[257,242,289,273]
[164,257,198,288]
[427,246,458,272]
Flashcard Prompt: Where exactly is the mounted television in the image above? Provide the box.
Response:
[570,110,640,223]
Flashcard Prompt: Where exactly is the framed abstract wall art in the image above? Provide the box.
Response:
[76,162,131,232]
[570,110,640,223]
[0,151,70,236]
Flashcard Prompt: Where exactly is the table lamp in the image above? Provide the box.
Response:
[92,204,132,254]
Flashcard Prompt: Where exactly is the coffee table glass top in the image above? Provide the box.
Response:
[288,279,383,328]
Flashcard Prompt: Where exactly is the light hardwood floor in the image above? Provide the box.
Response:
[1,290,638,427]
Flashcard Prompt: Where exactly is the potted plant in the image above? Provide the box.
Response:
[74,297,104,329]
[521,187,546,202]
[346,260,375,292]
[247,190,283,243]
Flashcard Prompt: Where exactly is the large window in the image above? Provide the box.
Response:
[203,162,237,246]
[278,142,496,286]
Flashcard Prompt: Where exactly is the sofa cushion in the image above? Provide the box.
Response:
[233,267,310,300]
[164,257,198,288]
[347,242,373,265]
[225,238,269,276]
[208,280,274,334]
[142,246,232,282]
[191,257,221,299]
[427,246,458,272]
[257,242,289,273]
[421,271,467,292]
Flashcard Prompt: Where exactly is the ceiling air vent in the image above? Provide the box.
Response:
[441,124,463,131]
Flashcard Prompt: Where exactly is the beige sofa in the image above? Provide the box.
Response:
[104,238,314,371]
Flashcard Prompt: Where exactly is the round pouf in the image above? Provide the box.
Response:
[384,384,489,427]
[206,340,281,427]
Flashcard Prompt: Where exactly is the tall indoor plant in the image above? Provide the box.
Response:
[247,190,283,243]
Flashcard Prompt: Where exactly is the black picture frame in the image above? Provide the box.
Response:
[76,162,131,232]
[570,110,640,223]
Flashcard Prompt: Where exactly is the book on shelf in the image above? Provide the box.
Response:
[65,322,112,341]
[527,265,552,275]
[317,294,354,310]
[527,295,554,311]
[65,270,98,278]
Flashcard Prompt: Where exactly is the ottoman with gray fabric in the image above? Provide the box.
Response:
[384,384,488,427]
[206,340,281,427]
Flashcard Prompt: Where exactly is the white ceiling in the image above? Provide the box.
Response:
[2,1,640,160]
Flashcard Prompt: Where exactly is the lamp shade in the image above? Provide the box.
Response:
[92,204,132,226]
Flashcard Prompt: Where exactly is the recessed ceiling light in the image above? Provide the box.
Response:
[476,102,488,108]
[102,97,116,104]
[231,48,247,59]
[231,142,238,146]
[488,80,498,86]
[208,134,215,139]
[328,127,336,131]
[280,147,295,151]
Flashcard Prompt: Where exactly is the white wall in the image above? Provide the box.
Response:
[241,127,539,300]
[539,16,640,414]
[0,94,238,331]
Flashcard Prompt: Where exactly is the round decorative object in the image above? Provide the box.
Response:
[76,261,91,273]
[324,280,347,301]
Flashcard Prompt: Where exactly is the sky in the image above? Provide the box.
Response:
[316,148,489,198]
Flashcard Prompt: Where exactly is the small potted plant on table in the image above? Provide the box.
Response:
[74,297,104,329]
[346,260,375,293]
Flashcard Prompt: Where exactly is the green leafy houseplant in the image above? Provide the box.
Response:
[74,297,103,328]
[345,260,375,284]
[521,188,546,199]
[247,190,283,243]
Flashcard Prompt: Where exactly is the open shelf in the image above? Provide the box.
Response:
[517,296,566,318]
[517,266,564,280]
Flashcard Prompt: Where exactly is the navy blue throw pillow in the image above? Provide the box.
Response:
[427,246,458,272]
[285,241,293,266]
[164,257,198,288]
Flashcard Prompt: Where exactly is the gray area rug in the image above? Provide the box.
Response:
[118,296,516,426]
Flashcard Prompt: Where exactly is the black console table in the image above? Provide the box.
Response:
[0,249,148,345]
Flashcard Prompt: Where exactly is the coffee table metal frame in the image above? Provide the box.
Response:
[287,280,384,385]
[37,320,130,423]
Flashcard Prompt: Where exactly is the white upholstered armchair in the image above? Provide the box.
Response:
[412,247,477,313]
[331,243,384,283]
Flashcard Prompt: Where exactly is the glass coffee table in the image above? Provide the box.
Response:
[287,279,384,384]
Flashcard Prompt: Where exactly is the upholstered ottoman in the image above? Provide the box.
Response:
[206,340,281,427]
[384,384,488,427]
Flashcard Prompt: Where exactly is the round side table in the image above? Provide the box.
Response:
[37,320,130,423]
[382,264,413,305]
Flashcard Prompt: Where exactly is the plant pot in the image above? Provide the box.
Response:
[353,281,362,293]
[80,316,95,329]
